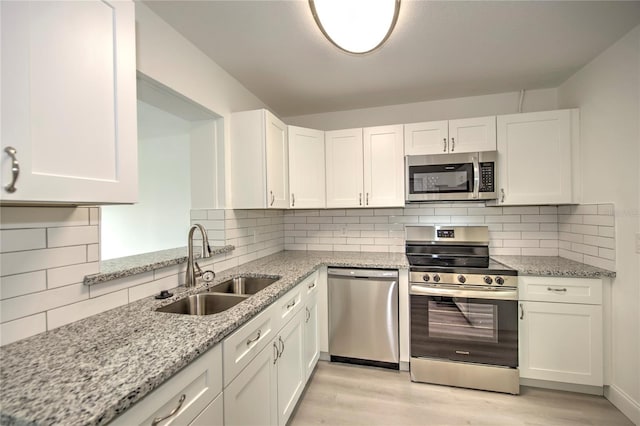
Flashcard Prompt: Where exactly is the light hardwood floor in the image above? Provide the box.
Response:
[289,361,633,426]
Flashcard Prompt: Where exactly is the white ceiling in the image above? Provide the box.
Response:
[144,0,640,117]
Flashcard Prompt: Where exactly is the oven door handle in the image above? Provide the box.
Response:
[410,284,518,301]
[472,155,480,199]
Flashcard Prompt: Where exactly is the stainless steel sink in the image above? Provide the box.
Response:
[156,293,248,315]
[207,276,279,295]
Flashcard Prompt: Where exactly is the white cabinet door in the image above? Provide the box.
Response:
[288,126,325,209]
[266,111,289,209]
[230,109,288,209]
[189,393,223,426]
[224,342,278,426]
[519,301,603,386]
[276,309,305,426]
[497,109,574,205]
[404,121,448,155]
[325,128,364,208]
[303,290,320,381]
[404,117,495,156]
[448,116,496,153]
[363,125,404,207]
[1,0,137,204]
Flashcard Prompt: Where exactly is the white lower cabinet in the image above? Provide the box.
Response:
[224,341,279,426]
[303,290,320,380]
[224,274,319,426]
[190,393,224,426]
[109,344,223,426]
[518,276,603,387]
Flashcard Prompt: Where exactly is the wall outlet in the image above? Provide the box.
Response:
[636,233,640,254]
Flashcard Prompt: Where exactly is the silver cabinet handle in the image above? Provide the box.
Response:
[366,192,369,205]
[472,156,480,199]
[4,146,19,193]
[291,193,295,207]
[451,137,455,151]
[246,329,261,346]
[307,281,316,290]
[443,138,447,152]
[359,193,362,206]
[519,303,524,320]
[273,341,280,364]
[286,300,295,309]
[269,191,275,206]
[305,307,311,323]
[500,188,505,203]
[278,336,285,356]
[151,394,186,426]
[547,287,567,293]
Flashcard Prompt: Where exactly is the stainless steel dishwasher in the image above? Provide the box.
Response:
[328,268,399,369]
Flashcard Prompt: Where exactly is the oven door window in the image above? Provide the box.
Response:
[409,163,473,194]
[429,298,498,343]
[411,294,518,367]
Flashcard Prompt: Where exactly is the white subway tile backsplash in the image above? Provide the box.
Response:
[521,232,558,240]
[0,271,47,300]
[502,206,540,215]
[0,313,47,346]
[0,207,89,229]
[87,244,100,262]
[583,255,615,271]
[47,290,128,330]
[502,223,539,231]
[583,215,615,226]
[89,271,154,298]
[522,248,559,256]
[1,283,89,323]
[129,275,180,303]
[598,247,615,260]
[485,215,521,223]
[1,246,86,276]
[47,262,100,289]
[522,215,557,223]
[0,229,46,253]
[597,204,614,216]
[47,226,98,248]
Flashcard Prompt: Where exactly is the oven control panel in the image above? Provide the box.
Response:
[412,271,517,288]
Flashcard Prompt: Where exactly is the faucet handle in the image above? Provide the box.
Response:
[202,270,215,283]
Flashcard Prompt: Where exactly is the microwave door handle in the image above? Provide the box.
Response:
[472,156,480,199]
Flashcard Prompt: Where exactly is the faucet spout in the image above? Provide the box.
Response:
[185,224,212,288]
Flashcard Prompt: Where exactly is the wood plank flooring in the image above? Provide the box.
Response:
[289,361,632,426]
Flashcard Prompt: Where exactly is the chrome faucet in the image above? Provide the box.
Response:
[185,224,213,287]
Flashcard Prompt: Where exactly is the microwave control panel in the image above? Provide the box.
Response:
[479,162,495,192]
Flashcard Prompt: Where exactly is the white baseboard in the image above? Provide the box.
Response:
[605,385,640,425]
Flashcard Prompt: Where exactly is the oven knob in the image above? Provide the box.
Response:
[495,276,505,285]
[433,274,441,283]
[457,275,466,284]
[484,276,493,285]
[422,274,430,282]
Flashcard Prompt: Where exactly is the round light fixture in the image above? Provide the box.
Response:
[309,0,401,54]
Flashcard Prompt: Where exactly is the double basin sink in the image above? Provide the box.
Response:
[156,276,279,316]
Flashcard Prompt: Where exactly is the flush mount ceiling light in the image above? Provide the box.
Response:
[309,0,401,54]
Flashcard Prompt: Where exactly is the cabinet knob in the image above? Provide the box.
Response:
[3,146,19,193]
[451,137,455,151]
[443,138,447,152]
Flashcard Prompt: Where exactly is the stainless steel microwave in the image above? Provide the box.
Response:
[405,151,497,202]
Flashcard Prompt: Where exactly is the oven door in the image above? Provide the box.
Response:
[410,284,518,368]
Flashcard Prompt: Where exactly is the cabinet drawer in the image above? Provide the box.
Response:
[110,344,222,426]
[519,276,602,305]
[274,282,304,331]
[189,392,223,426]
[302,271,319,298]
[223,303,276,387]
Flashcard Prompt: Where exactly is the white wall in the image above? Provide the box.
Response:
[284,88,557,130]
[558,25,640,424]
[102,101,192,260]
[135,3,270,208]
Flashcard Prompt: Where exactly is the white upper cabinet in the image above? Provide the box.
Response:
[288,126,326,209]
[496,109,577,205]
[363,125,405,207]
[1,0,137,204]
[404,116,496,155]
[326,126,404,208]
[325,128,364,208]
[231,109,289,209]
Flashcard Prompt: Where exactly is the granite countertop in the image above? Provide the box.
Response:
[0,250,408,426]
[83,245,235,285]
[492,255,616,278]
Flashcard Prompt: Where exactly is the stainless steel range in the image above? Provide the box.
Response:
[407,225,520,394]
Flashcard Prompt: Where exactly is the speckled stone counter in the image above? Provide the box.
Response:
[492,255,616,278]
[83,245,235,285]
[0,250,408,426]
